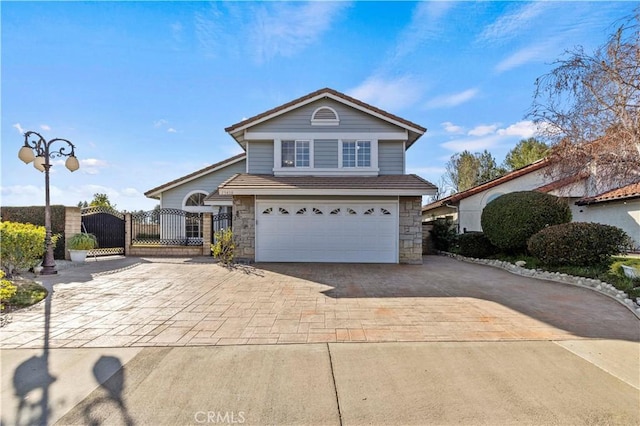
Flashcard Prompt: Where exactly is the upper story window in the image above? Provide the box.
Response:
[343,140,371,167]
[282,140,310,167]
[311,106,339,126]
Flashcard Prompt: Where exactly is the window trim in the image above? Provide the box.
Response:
[276,139,313,169]
[182,190,211,213]
[339,139,377,169]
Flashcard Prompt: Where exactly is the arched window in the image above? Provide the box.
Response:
[185,193,206,206]
[311,106,339,126]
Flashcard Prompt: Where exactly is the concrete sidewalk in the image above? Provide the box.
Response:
[2,340,638,425]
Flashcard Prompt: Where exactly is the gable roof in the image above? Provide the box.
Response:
[576,181,640,205]
[218,173,436,196]
[225,87,426,148]
[144,153,246,199]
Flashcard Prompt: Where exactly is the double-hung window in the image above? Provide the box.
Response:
[282,140,310,167]
[343,140,371,167]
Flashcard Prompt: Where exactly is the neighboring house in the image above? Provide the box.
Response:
[422,160,640,249]
[146,88,437,263]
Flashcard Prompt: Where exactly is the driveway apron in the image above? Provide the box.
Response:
[1,255,638,349]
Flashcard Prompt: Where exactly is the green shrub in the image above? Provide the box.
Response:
[610,258,640,278]
[481,191,571,253]
[7,281,48,308]
[527,222,632,266]
[67,233,98,250]
[211,228,235,265]
[0,205,66,259]
[0,221,59,275]
[0,271,17,311]
[430,217,458,251]
[457,232,498,258]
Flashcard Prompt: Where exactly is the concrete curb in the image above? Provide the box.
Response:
[440,252,640,320]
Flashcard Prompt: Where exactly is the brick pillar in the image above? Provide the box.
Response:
[124,213,132,256]
[64,207,82,260]
[232,195,255,262]
[202,213,212,256]
[398,196,423,264]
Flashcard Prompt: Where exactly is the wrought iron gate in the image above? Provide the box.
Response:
[81,207,126,256]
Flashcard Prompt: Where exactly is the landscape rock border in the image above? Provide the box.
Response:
[440,252,640,319]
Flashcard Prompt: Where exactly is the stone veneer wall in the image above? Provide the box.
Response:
[64,207,82,260]
[399,196,423,264]
[232,195,256,262]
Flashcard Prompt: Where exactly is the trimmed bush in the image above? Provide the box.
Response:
[430,217,458,251]
[481,191,571,253]
[0,271,17,311]
[457,232,497,258]
[527,222,632,266]
[0,206,66,259]
[0,221,59,275]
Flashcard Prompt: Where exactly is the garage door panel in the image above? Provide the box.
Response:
[256,201,398,263]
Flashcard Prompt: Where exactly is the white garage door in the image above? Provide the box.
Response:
[256,201,398,263]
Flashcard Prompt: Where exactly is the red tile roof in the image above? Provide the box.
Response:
[421,160,548,212]
[576,181,640,205]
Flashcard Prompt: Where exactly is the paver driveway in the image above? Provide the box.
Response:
[1,256,638,349]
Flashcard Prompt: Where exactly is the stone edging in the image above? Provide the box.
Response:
[439,252,640,319]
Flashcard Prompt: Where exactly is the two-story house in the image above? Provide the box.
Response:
[145,88,436,263]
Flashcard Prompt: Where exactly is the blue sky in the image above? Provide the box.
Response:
[2,1,635,211]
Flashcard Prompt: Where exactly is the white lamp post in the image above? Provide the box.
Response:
[18,131,80,275]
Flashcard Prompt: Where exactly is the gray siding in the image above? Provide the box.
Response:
[378,141,404,175]
[251,99,403,134]
[247,141,274,174]
[314,139,338,168]
[161,160,246,209]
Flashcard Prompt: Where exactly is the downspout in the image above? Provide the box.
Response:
[445,203,460,234]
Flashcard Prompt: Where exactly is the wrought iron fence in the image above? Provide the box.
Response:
[211,212,233,244]
[131,208,203,246]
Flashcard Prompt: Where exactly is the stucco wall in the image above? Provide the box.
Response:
[458,169,549,232]
[571,200,640,250]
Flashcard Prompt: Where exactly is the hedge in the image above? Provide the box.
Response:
[0,205,66,259]
[457,232,498,259]
[527,222,632,266]
[481,191,571,253]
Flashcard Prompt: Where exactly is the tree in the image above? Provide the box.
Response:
[528,8,640,192]
[78,193,116,209]
[444,150,505,192]
[503,138,549,171]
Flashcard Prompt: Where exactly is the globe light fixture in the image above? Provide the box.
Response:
[17,131,80,275]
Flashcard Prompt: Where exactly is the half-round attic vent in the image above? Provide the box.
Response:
[311,106,339,125]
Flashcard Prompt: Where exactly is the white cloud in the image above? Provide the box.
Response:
[154,119,168,128]
[440,120,539,153]
[79,158,109,175]
[497,120,537,138]
[494,43,551,73]
[40,124,51,131]
[121,188,141,197]
[426,88,479,109]
[13,123,25,134]
[441,135,503,153]
[250,2,349,63]
[441,121,464,134]
[468,124,498,137]
[167,128,177,133]
[477,2,548,45]
[391,1,455,61]
[348,76,425,112]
